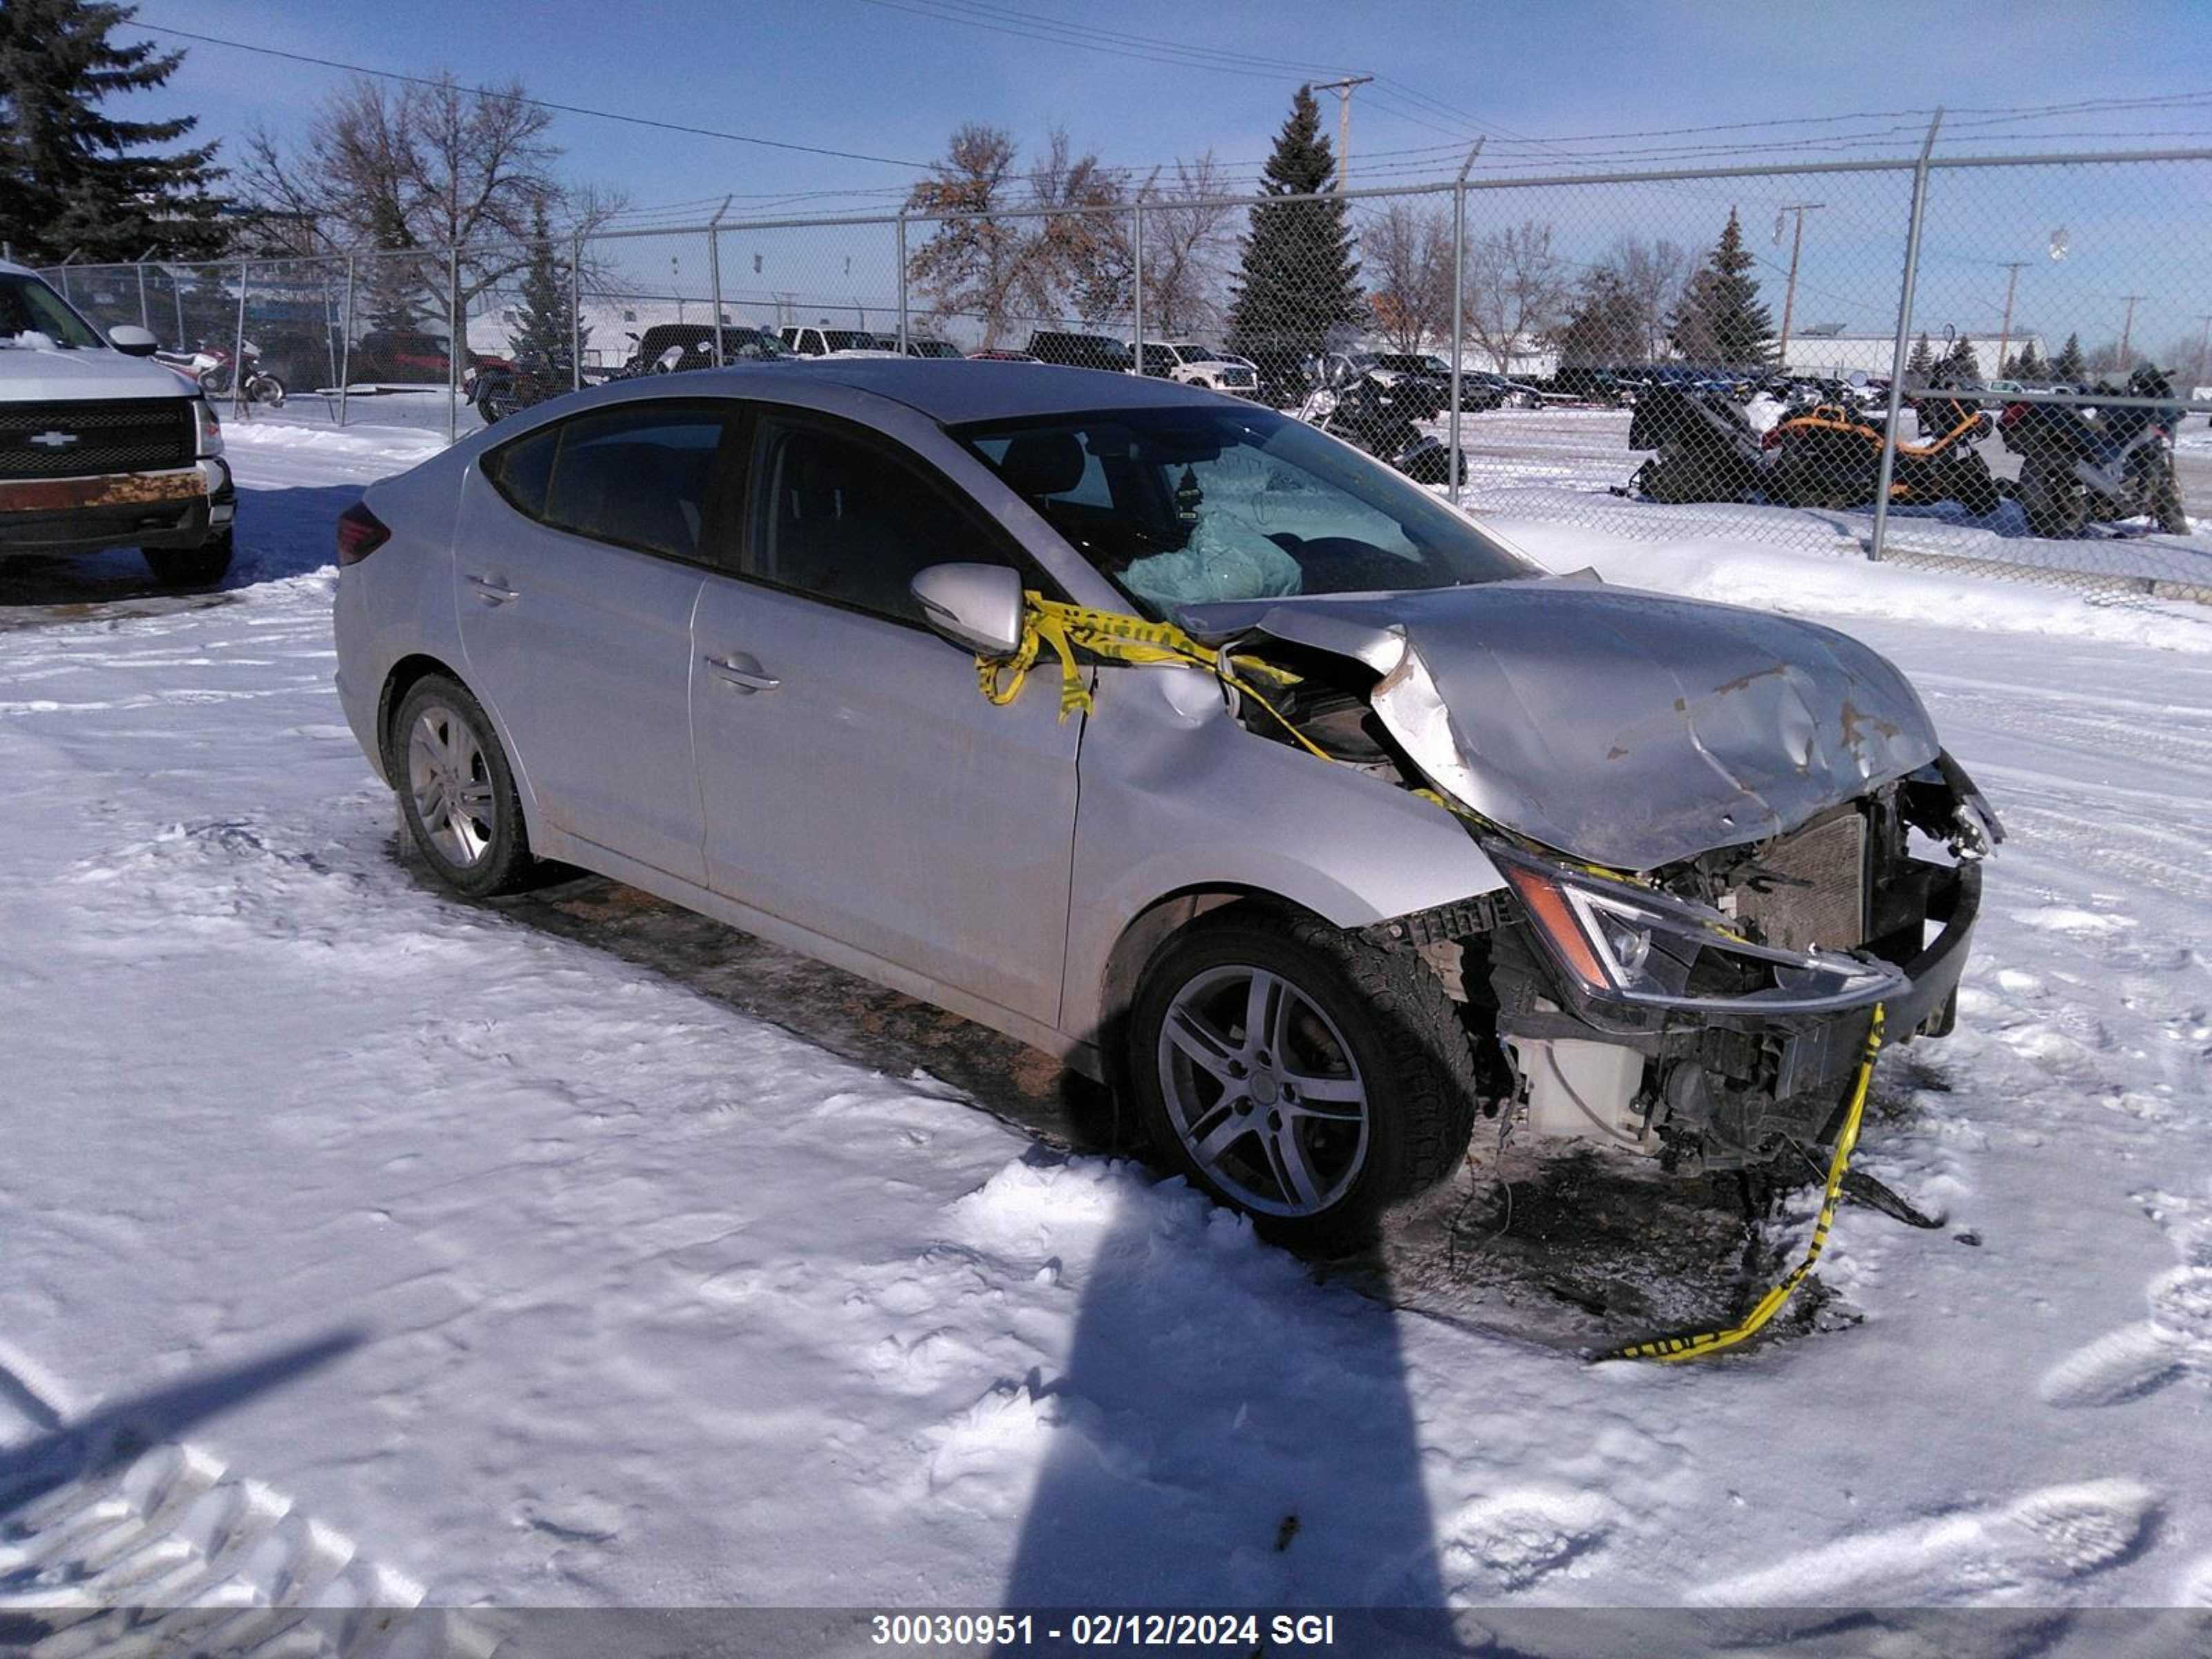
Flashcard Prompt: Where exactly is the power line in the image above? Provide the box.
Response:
[130,23,941,171]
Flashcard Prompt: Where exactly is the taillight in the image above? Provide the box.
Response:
[2000,402,2027,428]
[337,500,390,566]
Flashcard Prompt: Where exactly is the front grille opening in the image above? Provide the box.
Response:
[1,400,198,481]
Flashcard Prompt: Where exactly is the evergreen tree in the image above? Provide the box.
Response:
[507,203,583,369]
[2051,331,2086,382]
[1667,209,1774,368]
[2009,339,2048,379]
[1552,270,1644,367]
[1940,332,1980,381]
[1905,333,1936,379]
[1226,86,1364,359]
[0,0,227,263]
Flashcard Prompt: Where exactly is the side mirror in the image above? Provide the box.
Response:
[911,563,1026,658]
[109,325,160,357]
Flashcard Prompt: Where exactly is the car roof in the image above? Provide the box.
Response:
[660,359,1226,424]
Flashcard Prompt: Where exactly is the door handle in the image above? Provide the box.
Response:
[467,573,520,603]
[703,653,780,692]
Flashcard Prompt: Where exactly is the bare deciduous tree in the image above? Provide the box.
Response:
[1602,235,1690,362]
[1360,202,1451,354]
[904,123,1027,346]
[1021,128,1127,326]
[1137,153,1236,337]
[1463,219,1566,373]
[238,73,621,316]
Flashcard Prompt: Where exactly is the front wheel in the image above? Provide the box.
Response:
[1127,906,1480,1248]
[388,675,534,898]
[248,373,285,407]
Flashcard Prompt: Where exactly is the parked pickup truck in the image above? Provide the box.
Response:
[1,260,234,586]
[1134,340,1260,396]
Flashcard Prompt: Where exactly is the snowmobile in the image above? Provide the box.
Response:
[1622,380,1766,503]
[1761,382,2000,516]
[470,348,574,424]
[1996,366,2189,537]
[1299,363,1463,485]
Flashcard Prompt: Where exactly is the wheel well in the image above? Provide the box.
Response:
[377,653,462,765]
[1092,886,1328,1089]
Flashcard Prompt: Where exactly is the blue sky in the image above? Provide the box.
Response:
[120,0,2212,355]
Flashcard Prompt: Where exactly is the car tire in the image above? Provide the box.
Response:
[143,529,234,588]
[388,675,534,898]
[1127,903,1480,1249]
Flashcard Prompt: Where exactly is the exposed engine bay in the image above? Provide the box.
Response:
[1188,580,2000,1172]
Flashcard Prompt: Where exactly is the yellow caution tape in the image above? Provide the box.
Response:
[977,592,1331,761]
[1599,1004,1887,1364]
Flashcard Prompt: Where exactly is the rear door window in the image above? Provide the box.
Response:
[481,402,735,564]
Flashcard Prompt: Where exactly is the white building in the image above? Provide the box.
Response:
[1781,326,2046,380]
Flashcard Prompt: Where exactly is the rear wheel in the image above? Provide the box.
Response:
[1127,906,1479,1248]
[388,675,534,897]
[143,529,233,588]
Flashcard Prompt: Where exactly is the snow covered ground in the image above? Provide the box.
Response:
[3,415,2212,1651]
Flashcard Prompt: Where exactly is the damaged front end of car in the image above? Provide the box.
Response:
[1182,579,2001,1172]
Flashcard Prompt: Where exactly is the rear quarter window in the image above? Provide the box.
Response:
[480,424,559,518]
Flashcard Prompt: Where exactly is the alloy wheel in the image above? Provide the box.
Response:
[1156,964,1370,1217]
[406,702,498,869]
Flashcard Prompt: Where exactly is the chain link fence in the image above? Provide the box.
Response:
[36,135,2212,602]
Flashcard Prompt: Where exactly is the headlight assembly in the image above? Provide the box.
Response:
[1492,845,1902,1015]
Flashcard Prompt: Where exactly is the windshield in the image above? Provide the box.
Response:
[722,328,788,360]
[0,273,106,349]
[911,339,962,358]
[822,330,880,352]
[959,406,1535,616]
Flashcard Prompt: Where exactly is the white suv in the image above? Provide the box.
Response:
[1,260,234,585]
[1134,341,1259,396]
[776,326,905,360]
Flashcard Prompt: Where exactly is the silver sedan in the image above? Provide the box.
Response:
[334,361,1993,1244]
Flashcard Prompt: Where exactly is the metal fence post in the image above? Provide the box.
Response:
[447,244,460,445]
[135,262,149,333]
[231,259,250,419]
[172,276,185,353]
[338,254,355,429]
[706,210,725,367]
[570,232,583,391]
[896,213,910,352]
[1130,198,1144,374]
[1447,138,1483,507]
[1870,110,1944,563]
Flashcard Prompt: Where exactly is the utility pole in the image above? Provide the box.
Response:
[1311,75,1374,194]
[1772,202,1824,364]
[2196,314,2212,388]
[2117,293,2144,368]
[1994,260,2027,379]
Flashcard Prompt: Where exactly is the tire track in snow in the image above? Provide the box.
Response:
[1,1436,498,1656]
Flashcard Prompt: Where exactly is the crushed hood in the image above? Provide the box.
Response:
[1179,579,1942,871]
